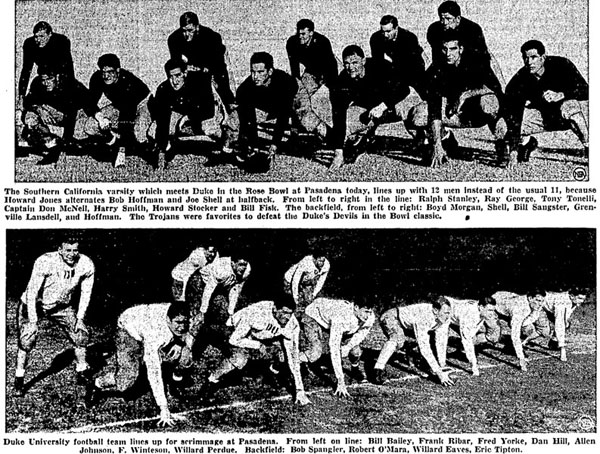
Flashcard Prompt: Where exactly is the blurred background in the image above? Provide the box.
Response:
[6,228,596,327]
[15,0,588,96]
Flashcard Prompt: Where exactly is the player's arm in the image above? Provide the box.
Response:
[458,317,479,375]
[290,263,305,304]
[24,258,49,324]
[76,263,95,323]
[282,317,310,405]
[199,272,219,314]
[227,280,246,319]
[143,346,183,427]
[229,319,263,350]
[430,118,446,168]
[415,323,453,385]
[553,304,569,361]
[329,321,349,397]
[286,39,301,79]
[510,312,528,371]
[312,261,330,298]
[435,320,451,370]
[18,41,35,99]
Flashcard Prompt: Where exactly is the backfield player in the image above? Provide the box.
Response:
[14,237,95,396]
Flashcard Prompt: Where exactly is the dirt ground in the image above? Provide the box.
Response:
[4,296,596,433]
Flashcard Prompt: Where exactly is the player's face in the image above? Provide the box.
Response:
[232,260,249,279]
[343,54,365,79]
[434,304,452,324]
[181,24,198,42]
[527,294,545,310]
[41,74,58,92]
[169,67,187,91]
[34,30,51,48]
[313,256,326,269]
[101,66,119,85]
[205,246,218,263]
[251,63,273,86]
[274,306,294,327]
[478,303,496,321]
[297,27,314,46]
[59,242,80,266]
[439,12,460,31]
[442,40,463,66]
[523,49,546,75]
[570,294,586,305]
[380,23,398,41]
[168,314,190,338]
[354,305,374,323]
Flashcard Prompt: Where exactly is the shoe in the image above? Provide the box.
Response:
[14,377,25,397]
[348,364,367,383]
[36,148,61,166]
[114,147,126,167]
[198,379,219,400]
[441,131,459,158]
[372,368,387,385]
[169,381,184,399]
[76,369,93,386]
[517,136,538,163]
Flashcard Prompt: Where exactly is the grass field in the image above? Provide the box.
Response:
[5,297,596,433]
[13,0,590,182]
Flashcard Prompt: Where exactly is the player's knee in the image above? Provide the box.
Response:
[229,351,249,370]
[480,95,499,117]
[115,372,137,392]
[560,99,581,120]
[348,346,362,363]
[24,111,40,128]
[409,102,428,128]
[19,336,36,353]
[305,344,323,363]
[84,117,100,136]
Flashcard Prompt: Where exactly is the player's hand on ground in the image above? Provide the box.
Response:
[559,347,567,362]
[437,371,454,386]
[295,391,311,406]
[472,366,480,377]
[334,384,350,398]
[157,409,185,427]
[430,144,448,168]
[519,357,528,372]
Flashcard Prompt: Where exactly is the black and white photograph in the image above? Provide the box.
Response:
[14,0,589,183]
[4,229,596,433]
